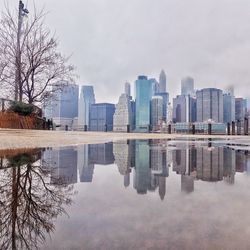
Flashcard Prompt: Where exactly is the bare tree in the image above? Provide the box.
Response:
[0,149,74,250]
[0,2,75,105]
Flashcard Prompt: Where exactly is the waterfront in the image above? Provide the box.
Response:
[1,138,250,249]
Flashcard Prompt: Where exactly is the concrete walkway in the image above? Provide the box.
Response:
[0,129,249,149]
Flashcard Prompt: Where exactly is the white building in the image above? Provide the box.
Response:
[113,93,133,132]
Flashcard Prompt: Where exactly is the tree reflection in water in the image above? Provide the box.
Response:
[0,149,74,250]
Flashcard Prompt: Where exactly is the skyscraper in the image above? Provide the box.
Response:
[235,98,247,121]
[150,96,163,131]
[78,85,95,130]
[196,88,223,123]
[51,83,79,119]
[155,92,169,122]
[223,93,235,123]
[149,78,159,94]
[113,93,133,132]
[181,77,194,96]
[125,82,131,97]
[46,82,79,130]
[135,76,153,132]
[159,70,166,92]
[173,95,196,123]
[89,103,115,131]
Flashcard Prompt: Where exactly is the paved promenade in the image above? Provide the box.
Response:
[0,129,249,149]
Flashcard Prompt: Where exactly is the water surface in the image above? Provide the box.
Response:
[1,139,250,250]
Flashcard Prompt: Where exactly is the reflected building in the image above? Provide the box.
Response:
[43,147,78,185]
[133,140,168,199]
[172,146,237,191]
[196,147,224,182]
[113,140,135,187]
[133,140,151,194]
[77,145,94,182]
[223,93,235,123]
[223,147,236,184]
[89,143,114,165]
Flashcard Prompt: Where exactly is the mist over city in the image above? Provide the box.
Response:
[1,0,250,104]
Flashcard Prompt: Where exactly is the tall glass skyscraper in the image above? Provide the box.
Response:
[223,93,235,123]
[173,95,196,123]
[235,98,247,121]
[196,88,223,123]
[78,85,95,129]
[51,83,79,119]
[135,76,153,132]
[150,96,163,131]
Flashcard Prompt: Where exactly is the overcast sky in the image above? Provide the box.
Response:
[2,0,250,104]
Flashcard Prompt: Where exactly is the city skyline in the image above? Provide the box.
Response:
[1,0,250,103]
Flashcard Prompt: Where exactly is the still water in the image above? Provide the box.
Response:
[1,139,250,250]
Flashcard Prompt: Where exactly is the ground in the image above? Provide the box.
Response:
[0,129,250,150]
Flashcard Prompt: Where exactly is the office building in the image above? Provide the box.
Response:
[196,88,223,123]
[113,93,133,132]
[78,85,95,130]
[173,95,196,123]
[235,98,247,121]
[223,93,235,123]
[89,103,115,131]
[159,70,167,93]
[150,96,163,131]
[125,82,131,97]
[155,92,169,122]
[135,76,153,132]
[46,83,79,130]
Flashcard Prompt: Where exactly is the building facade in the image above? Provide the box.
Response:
[45,83,79,130]
[223,93,235,123]
[235,98,247,121]
[135,76,153,132]
[159,70,167,93]
[125,82,131,97]
[113,93,133,132]
[78,85,95,130]
[173,95,196,123]
[196,88,223,123]
[150,96,163,131]
[89,103,115,131]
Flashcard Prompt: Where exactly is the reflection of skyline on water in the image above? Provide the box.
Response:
[42,140,250,198]
[1,140,250,249]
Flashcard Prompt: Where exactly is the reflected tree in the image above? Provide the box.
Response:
[0,149,74,250]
